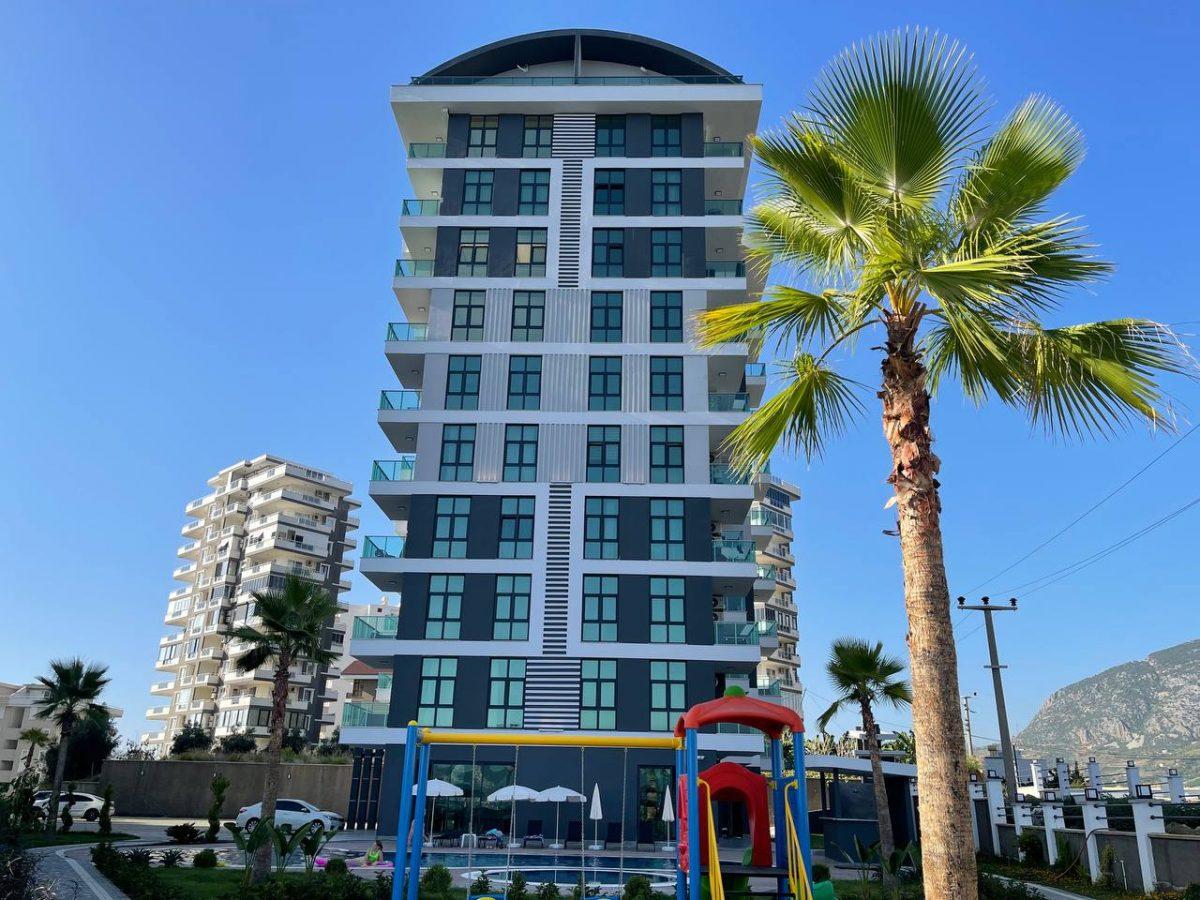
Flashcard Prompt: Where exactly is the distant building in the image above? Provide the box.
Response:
[0,681,123,783]
[322,598,398,740]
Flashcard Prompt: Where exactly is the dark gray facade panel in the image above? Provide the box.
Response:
[405,496,437,556]
[446,114,470,158]
[623,229,651,278]
[434,227,460,276]
[617,497,650,559]
[497,114,525,158]
[440,169,465,216]
[624,169,651,216]
[683,497,711,560]
[615,575,650,644]
[625,114,652,158]
[487,228,517,278]
[684,576,714,644]
[681,113,704,157]
[492,169,520,216]
[682,228,707,277]
[681,168,705,216]
[466,494,502,557]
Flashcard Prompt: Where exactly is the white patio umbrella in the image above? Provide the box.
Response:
[660,786,676,851]
[414,778,463,846]
[487,784,540,848]
[588,783,604,850]
[534,786,586,849]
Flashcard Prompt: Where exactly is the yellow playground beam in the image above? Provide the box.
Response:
[418,729,682,750]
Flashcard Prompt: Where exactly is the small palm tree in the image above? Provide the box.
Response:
[698,28,1188,899]
[34,659,109,832]
[231,574,339,882]
[817,639,912,862]
[18,728,50,772]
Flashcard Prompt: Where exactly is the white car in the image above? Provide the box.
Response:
[235,799,344,834]
[34,791,108,822]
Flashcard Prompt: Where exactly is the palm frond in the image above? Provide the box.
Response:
[924,304,1022,403]
[817,697,848,734]
[235,645,274,674]
[720,353,866,469]
[991,218,1112,312]
[694,287,850,349]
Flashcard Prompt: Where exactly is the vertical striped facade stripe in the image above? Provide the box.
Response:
[552,114,595,288]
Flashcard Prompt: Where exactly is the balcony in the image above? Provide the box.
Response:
[710,463,751,485]
[756,677,783,696]
[146,705,171,718]
[749,506,793,533]
[150,680,175,695]
[379,390,422,411]
[756,564,778,581]
[745,363,767,378]
[714,622,760,646]
[371,458,416,482]
[712,540,755,563]
[386,323,429,341]
[342,700,389,728]
[704,141,744,157]
[409,142,447,158]
[704,261,746,278]
[352,616,400,639]
[721,595,748,614]
[363,536,405,560]
[400,199,442,216]
[704,199,743,215]
[394,259,435,277]
[709,393,752,412]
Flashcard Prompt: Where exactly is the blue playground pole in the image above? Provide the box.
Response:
[790,731,813,885]
[405,742,431,900]
[770,738,787,899]
[675,745,686,900]
[391,723,419,900]
[686,729,700,900]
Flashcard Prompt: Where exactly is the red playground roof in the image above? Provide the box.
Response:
[674,695,804,740]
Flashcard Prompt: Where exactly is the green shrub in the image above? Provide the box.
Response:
[420,863,454,898]
[535,881,561,900]
[206,774,230,842]
[98,784,114,836]
[0,846,36,898]
[1016,830,1043,866]
[811,863,831,883]
[192,847,218,868]
[978,873,1042,899]
[507,870,529,900]
[165,821,203,844]
[59,803,73,833]
[469,872,492,894]
[325,856,349,875]
[158,848,184,868]
[90,842,186,899]
[622,875,653,900]
[1180,885,1200,900]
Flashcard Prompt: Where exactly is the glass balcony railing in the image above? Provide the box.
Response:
[362,536,405,559]
[705,261,746,278]
[756,620,779,640]
[379,390,421,410]
[745,362,767,378]
[714,622,760,645]
[756,678,783,696]
[401,199,442,216]
[371,458,416,482]
[394,259,435,277]
[712,540,755,563]
[408,142,447,158]
[386,322,429,341]
[749,506,793,532]
[709,393,751,412]
[704,141,744,157]
[410,74,744,86]
[710,463,751,485]
[342,700,390,727]
[756,564,779,581]
[721,595,748,613]
[352,616,399,640]
[704,199,743,215]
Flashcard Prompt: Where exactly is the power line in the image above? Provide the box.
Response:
[963,423,1198,594]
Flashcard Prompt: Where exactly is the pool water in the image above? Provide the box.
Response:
[419,852,675,871]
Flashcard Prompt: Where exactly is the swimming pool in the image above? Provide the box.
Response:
[419,851,675,870]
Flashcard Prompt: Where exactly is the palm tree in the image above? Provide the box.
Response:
[18,728,50,772]
[34,659,110,832]
[231,574,339,882]
[697,29,1188,899]
[817,639,912,861]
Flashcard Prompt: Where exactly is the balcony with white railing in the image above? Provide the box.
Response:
[150,680,176,695]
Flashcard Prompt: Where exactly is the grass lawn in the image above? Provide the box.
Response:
[19,831,139,848]
[153,868,406,899]
[978,859,1152,899]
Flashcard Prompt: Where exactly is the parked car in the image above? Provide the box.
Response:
[33,791,108,822]
[235,799,344,833]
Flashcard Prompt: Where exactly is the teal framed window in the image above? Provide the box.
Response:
[584,497,619,559]
[650,291,683,342]
[649,660,686,730]
[651,170,682,215]
[432,497,470,558]
[650,499,684,560]
[451,290,485,340]
[581,660,617,729]
[518,170,550,214]
[590,292,623,342]
[582,575,618,642]
[462,171,494,214]
[595,115,626,157]
[650,356,683,410]
[467,116,498,157]
[507,355,542,410]
[445,355,481,410]
[426,574,464,639]
[522,116,553,158]
[498,497,535,559]
[586,425,620,483]
[487,658,525,727]
[650,426,684,484]
[594,170,625,214]
[511,291,545,341]
[515,228,547,276]
[651,115,681,157]
[649,576,685,643]
[588,357,621,410]
[651,229,682,276]
[457,229,489,276]
[417,657,457,726]
[439,424,476,481]
[503,424,538,482]
[493,575,531,640]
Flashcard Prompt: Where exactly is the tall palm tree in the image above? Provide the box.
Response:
[817,639,912,861]
[231,574,339,882]
[698,29,1188,899]
[18,727,50,772]
[34,659,110,832]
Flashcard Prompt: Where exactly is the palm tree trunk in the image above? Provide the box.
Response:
[46,726,71,833]
[23,743,37,770]
[251,655,292,883]
[861,701,896,859]
[881,315,977,900]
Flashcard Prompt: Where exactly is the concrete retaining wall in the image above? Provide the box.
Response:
[1151,832,1200,890]
[100,759,352,819]
[1095,830,1143,892]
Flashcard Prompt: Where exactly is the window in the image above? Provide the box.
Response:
[439,424,476,481]
[498,497,535,559]
[651,229,683,276]
[511,291,545,341]
[586,425,621,483]
[649,577,685,643]
[594,170,625,215]
[462,171,494,214]
[650,291,683,342]
[467,116,498,157]
[595,115,626,157]
[457,229,489,276]
[493,575,531,640]
[522,115,553,158]
[590,292,623,342]
[582,575,618,641]
[507,355,542,410]
[650,357,684,411]
[650,499,684,560]
[426,575,464,639]
[445,355,481,410]
[515,229,547,276]
[518,170,550,214]
[592,229,624,277]
[581,660,617,728]
[651,115,682,157]
[432,497,470,558]
[487,658,525,727]
[503,424,538,481]
[765,487,791,509]
[418,657,457,726]
[649,426,684,484]
[584,497,619,559]
[649,661,686,730]
[638,766,675,841]
[451,290,485,340]
[588,357,621,411]
[651,170,682,215]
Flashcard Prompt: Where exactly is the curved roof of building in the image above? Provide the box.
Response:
[423,29,735,79]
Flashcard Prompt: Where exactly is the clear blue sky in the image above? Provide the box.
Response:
[2,1,1197,752]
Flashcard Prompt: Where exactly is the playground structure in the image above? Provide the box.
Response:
[391,695,815,900]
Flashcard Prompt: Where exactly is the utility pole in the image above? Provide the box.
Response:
[962,692,978,756]
[958,596,1019,798]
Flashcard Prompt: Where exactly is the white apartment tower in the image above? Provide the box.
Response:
[143,455,359,753]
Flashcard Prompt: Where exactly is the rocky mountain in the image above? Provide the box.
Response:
[1015,638,1200,788]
